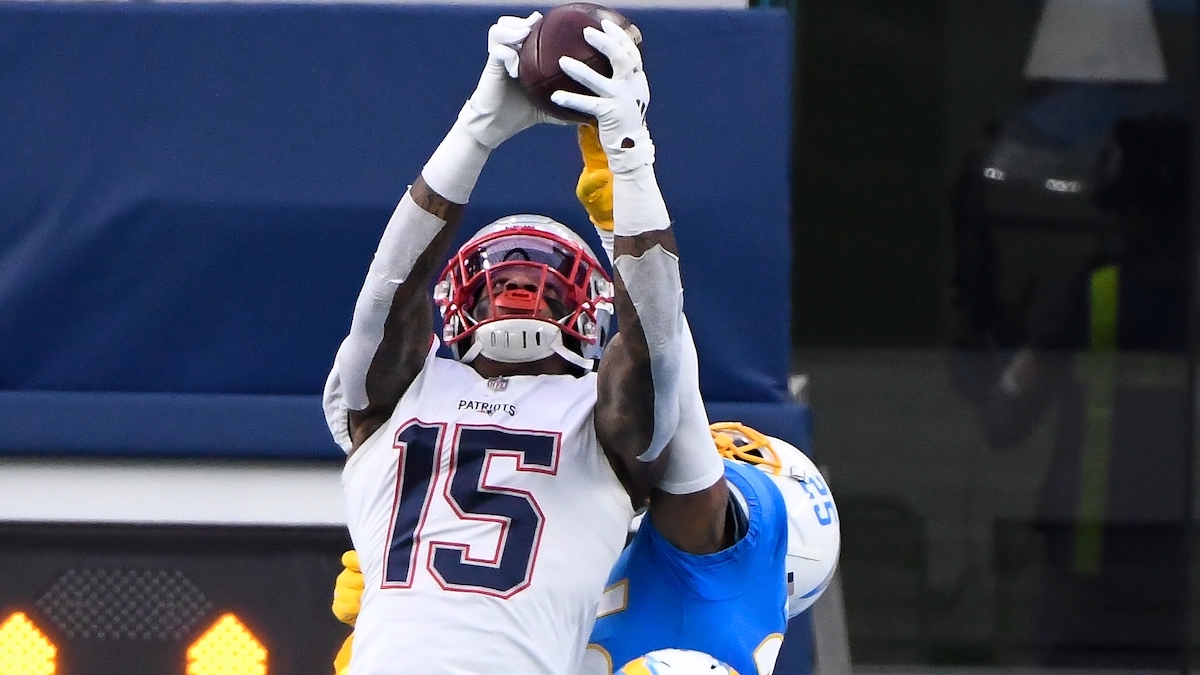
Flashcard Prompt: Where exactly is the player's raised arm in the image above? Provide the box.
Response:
[577,124,729,553]
[554,20,691,504]
[323,12,561,453]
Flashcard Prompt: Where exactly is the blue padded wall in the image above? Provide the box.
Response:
[0,2,800,457]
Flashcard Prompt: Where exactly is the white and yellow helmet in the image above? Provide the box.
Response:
[618,648,739,675]
[710,422,842,618]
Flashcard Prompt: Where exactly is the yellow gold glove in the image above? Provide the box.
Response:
[332,549,364,626]
[576,123,614,233]
[334,632,354,675]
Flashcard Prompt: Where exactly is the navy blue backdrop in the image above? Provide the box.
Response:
[0,2,804,457]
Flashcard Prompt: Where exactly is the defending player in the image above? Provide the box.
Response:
[583,423,841,675]
[322,12,722,675]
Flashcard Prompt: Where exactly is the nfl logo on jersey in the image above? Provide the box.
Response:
[487,377,508,391]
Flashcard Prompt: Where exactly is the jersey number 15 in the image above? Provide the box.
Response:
[383,421,558,598]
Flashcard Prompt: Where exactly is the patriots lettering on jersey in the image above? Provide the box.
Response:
[457,399,517,416]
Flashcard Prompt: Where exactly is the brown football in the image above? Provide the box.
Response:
[517,3,642,123]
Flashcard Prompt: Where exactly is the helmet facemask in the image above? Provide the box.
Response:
[710,422,784,475]
[436,218,614,371]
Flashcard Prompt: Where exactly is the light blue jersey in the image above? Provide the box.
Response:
[584,460,789,675]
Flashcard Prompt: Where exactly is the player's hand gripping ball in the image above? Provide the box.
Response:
[618,649,741,675]
[517,2,641,123]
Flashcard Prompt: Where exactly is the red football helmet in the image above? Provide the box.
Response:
[435,215,614,370]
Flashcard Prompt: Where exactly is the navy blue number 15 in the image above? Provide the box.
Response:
[383,422,558,597]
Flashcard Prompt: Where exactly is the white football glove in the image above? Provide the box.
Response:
[552,20,654,174]
[460,12,568,150]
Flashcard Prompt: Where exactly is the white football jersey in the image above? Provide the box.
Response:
[339,342,634,675]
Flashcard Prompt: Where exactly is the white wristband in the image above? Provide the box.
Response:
[605,127,655,175]
[595,227,615,265]
[421,106,492,205]
[612,164,671,237]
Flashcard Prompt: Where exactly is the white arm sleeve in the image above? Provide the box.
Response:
[323,115,493,454]
[593,228,719,490]
[321,192,446,454]
[658,317,725,494]
[606,163,703,467]
[613,245,683,463]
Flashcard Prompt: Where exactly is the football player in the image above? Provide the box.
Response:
[322,13,725,675]
[331,422,841,675]
[584,422,841,675]
[330,84,842,670]
[573,124,840,674]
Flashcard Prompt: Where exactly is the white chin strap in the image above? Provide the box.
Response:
[460,318,593,371]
